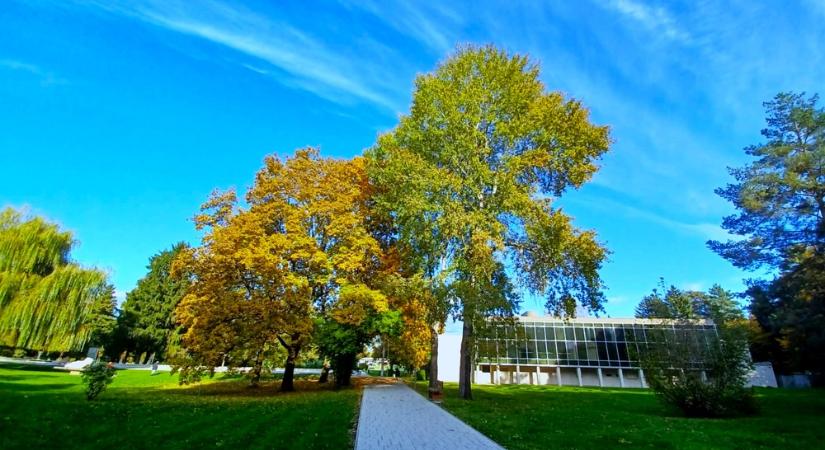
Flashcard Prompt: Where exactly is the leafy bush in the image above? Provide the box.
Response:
[81,361,115,400]
[640,321,757,417]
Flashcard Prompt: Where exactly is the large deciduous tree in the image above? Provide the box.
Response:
[708,92,825,381]
[368,45,611,399]
[112,243,188,363]
[0,208,114,354]
[175,149,405,389]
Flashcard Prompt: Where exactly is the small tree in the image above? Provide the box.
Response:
[81,361,115,401]
[639,321,756,417]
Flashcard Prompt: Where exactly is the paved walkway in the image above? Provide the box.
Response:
[355,383,503,450]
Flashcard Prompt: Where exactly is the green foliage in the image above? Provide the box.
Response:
[0,208,113,352]
[112,243,188,361]
[315,309,400,387]
[709,92,825,379]
[369,45,610,319]
[368,45,610,398]
[635,280,744,323]
[81,361,115,400]
[640,322,756,418]
[709,92,824,271]
[748,253,825,380]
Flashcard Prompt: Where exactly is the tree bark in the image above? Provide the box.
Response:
[458,320,473,400]
[277,335,301,392]
[334,352,355,388]
[281,351,296,392]
[428,325,439,391]
[249,350,264,388]
[319,359,330,383]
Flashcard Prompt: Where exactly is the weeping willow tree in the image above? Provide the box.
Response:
[0,208,114,353]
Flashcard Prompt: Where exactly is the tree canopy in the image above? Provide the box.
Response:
[111,242,188,363]
[634,280,743,323]
[174,149,415,389]
[368,45,611,398]
[0,208,113,353]
[709,92,825,271]
[709,92,825,382]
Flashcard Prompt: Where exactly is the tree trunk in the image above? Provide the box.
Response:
[334,352,355,388]
[281,352,296,392]
[319,360,330,383]
[458,320,473,400]
[277,335,301,392]
[249,350,264,388]
[428,325,439,391]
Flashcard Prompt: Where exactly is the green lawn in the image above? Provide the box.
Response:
[0,363,359,449]
[412,381,825,449]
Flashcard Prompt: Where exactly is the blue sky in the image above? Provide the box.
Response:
[2,0,823,317]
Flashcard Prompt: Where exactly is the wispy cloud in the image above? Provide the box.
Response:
[567,194,731,242]
[80,0,401,111]
[0,59,67,86]
[604,0,691,43]
[340,0,461,54]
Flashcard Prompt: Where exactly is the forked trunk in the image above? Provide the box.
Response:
[277,335,301,392]
[458,321,473,400]
[281,352,296,392]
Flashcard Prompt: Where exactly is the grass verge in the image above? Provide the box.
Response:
[0,363,360,449]
[410,380,825,449]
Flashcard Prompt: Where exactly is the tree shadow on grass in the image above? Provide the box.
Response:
[160,379,353,398]
[0,381,76,392]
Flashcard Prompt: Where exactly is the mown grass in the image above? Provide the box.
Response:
[411,380,825,449]
[0,363,360,450]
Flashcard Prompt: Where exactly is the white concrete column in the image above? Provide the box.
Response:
[576,367,583,387]
[516,365,521,385]
[556,367,562,386]
[536,366,541,385]
[597,368,604,387]
[639,369,646,388]
[618,368,625,388]
[700,370,708,383]
[495,365,500,385]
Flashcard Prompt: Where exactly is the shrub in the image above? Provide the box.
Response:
[640,321,757,417]
[81,362,115,400]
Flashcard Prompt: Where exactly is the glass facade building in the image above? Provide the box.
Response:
[473,316,717,388]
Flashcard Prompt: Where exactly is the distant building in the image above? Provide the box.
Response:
[438,314,718,388]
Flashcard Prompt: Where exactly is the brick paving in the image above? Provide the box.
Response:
[355,383,504,450]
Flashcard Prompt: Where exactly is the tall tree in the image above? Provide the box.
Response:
[368,45,610,399]
[113,243,188,363]
[175,149,404,390]
[708,92,824,380]
[0,208,113,353]
[709,92,825,270]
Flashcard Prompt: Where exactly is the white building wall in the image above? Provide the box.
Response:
[437,334,462,383]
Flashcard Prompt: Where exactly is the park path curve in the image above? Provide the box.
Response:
[355,383,504,450]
